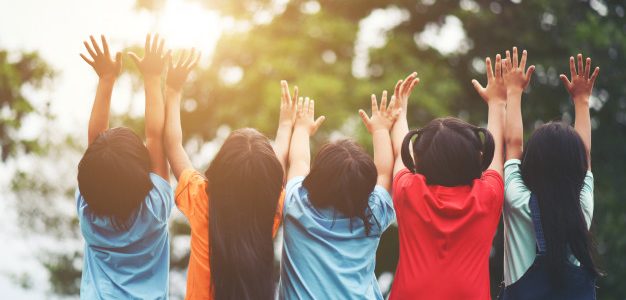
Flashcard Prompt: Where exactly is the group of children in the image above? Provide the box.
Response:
[76,34,601,300]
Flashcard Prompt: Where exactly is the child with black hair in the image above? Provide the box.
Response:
[500,49,601,299]
[76,34,173,299]
[389,66,505,299]
[278,93,399,299]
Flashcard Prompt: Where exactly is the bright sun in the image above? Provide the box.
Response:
[158,0,223,57]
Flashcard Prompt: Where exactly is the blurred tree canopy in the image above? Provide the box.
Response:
[135,0,625,298]
[0,50,53,161]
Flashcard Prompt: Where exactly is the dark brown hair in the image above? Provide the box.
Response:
[303,139,378,235]
[401,117,494,186]
[77,127,152,230]
[205,128,283,300]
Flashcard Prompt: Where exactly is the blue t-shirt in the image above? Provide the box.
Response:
[76,173,173,300]
[278,176,395,300]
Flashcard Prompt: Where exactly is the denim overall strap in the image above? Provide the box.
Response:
[529,194,547,255]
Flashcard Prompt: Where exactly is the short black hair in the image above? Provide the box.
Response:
[77,127,152,229]
[303,139,378,235]
[401,117,494,186]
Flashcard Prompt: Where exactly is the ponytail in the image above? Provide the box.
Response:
[472,127,495,171]
[401,129,421,173]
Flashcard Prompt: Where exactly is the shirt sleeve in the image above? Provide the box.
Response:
[580,171,594,228]
[174,168,208,218]
[503,159,530,212]
[481,169,505,209]
[148,173,174,222]
[284,176,305,211]
[392,168,414,207]
[369,185,396,234]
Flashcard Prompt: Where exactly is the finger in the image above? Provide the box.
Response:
[80,54,94,66]
[371,94,378,113]
[280,80,289,105]
[513,47,519,69]
[83,41,97,59]
[505,50,512,71]
[577,54,583,77]
[90,35,103,55]
[589,67,600,84]
[486,57,494,80]
[151,33,160,53]
[164,50,172,68]
[394,79,402,97]
[313,116,325,132]
[584,57,591,79]
[495,54,502,78]
[401,72,417,95]
[559,74,572,88]
[292,86,299,106]
[297,97,304,114]
[408,78,419,93]
[183,48,196,67]
[471,79,485,97]
[525,65,535,83]
[309,99,315,116]
[388,95,396,112]
[101,35,110,57]
[569,56,576,78]
[358,109,371,125]
[128,52,141,66]
[304,97,311,114]
[115,52,122,64]
[157,37,165,56]
[380,90,388,112]
[145,34,151,52]
[502,58,510,74]
[176,50,187,68]
[520,49,528,70]
[188,51,201,70]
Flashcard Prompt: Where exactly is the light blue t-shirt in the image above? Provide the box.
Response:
[278,176,395,300]
[77,173,173,300]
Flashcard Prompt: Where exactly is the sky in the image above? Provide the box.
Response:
[0,0,463,297]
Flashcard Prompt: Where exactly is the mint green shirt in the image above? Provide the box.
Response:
[503,159,594,286]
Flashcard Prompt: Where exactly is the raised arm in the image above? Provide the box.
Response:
[164,49,200,179]
[559,54,599,169]
[128,34,170,179]
[503,47,535,161]
[287,97,325,181]
[391,72,419,177]
[472,55,507,176]
[275,80,298,181]
[359,92,401,191]
[80,35,122,145]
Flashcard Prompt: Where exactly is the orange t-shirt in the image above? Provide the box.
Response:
[174,169,284,300]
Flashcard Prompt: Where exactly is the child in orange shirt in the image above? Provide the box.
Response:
[164,52,297,300]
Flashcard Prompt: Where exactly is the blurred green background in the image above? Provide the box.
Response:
[2,0,625,299]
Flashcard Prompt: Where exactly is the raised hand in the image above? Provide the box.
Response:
[128,33,170,77]
[560,54,600,104]
[392,72,420,112]
[359,91,401,133]
[166,48,200,91]
[279,80,298,127]
[503,47,535,92]
[80,35,122,80]
[294,97,325,135]
[472,54,507,103]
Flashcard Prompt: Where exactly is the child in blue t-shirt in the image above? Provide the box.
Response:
[278,93,399,299]
[76,34,173,299]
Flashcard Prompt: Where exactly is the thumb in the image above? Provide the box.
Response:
[312,116,326,133]
[525,65,535,83]
[471,79,486,98]
[559,74,571,89]
[127,52,141,66]
[358,109,370,125]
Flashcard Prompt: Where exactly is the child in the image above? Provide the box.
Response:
[278,94,398,299]
[500,49,601,299]
[389,66,505,299]
[164,50,294,299]
[76,34,173,299]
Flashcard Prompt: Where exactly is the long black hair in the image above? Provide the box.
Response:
[303,139,378,235]
[521,122,601,282]
[401,117,494,186]
[77,127,152,230]
[205,128,283,300]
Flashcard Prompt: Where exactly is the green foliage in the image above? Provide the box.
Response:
[0,50,54,161]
